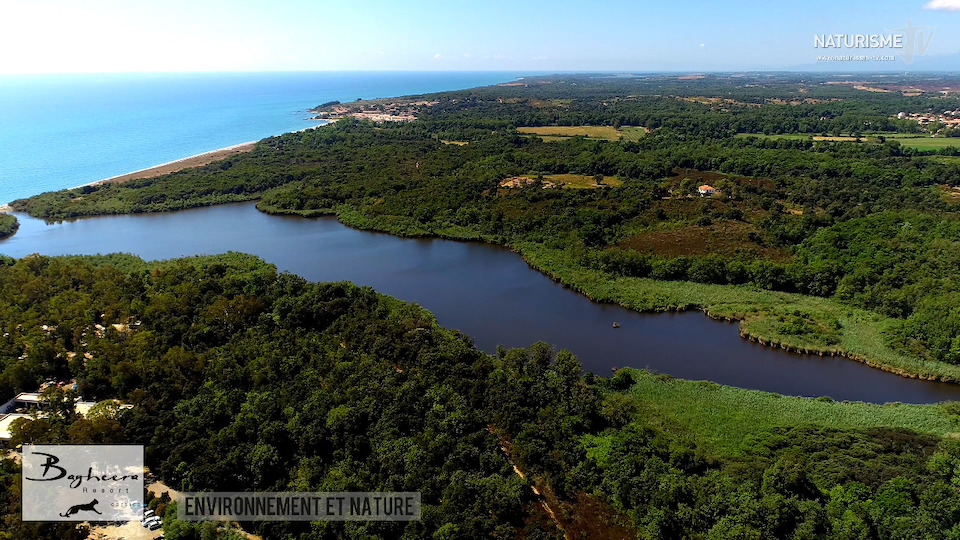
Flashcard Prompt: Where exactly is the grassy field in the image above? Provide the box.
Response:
[734,133,813,141]
[736,133,864,142]
[586,369,959,459]
[543,173,624,189]
[814,135,861,141]
[518,125,646,142]
[927,155,960,165]
[886,135,960,149]
[736,132,960,149]
[518,242,960,383]
[939,184,960,203]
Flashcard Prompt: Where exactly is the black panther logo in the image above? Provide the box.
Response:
[59,499,102,517]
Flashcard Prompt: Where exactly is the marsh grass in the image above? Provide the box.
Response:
[586,368,959,459]
[519,243,960,382]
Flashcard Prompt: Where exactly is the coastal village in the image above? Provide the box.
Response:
[308,98,438,123]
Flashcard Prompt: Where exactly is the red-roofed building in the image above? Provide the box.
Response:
[698,185,717,196]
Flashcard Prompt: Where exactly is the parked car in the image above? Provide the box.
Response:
[148,521,162,531]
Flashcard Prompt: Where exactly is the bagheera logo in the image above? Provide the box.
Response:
[25,451,139,489]
[21,444,144,522]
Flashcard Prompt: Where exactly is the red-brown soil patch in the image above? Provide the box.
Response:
[619,220,792,261]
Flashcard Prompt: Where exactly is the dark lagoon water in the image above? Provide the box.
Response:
[3,202,959,404]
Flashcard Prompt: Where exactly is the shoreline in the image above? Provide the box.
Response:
[72,121,333,191]
[72,141,259,189]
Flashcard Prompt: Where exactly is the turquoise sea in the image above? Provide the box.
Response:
[0,71,525,203]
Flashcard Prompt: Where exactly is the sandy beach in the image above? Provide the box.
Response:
[81,141,259,188]
[74,121,332,191]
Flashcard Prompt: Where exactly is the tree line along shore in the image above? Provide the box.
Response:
[0,214,17,240]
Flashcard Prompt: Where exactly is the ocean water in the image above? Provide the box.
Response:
[0,71,524,203]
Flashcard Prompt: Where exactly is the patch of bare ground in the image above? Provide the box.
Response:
[87,521,156,540]
[538,486,636,540]
[618,220,793,261]
[679,96,761,107]
[492,427,634,539]
[940,184,960,203]
[766,97,837,105]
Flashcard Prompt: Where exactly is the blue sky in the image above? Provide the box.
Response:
[1,0,959,73]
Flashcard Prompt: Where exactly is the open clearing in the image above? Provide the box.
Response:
[546,173,623,188]
[518,125,646,142]
[887,135,960,149]
[617,220,792,260]
[500,173,623,190]
[736,132,960,149]
[814,135,861,141]
[586,369,958,458]
[939,184,960,203]
[928,155,960,165]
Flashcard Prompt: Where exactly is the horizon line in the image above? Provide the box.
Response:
[4,68,960,76]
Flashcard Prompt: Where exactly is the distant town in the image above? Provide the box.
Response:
[308,98,439,122]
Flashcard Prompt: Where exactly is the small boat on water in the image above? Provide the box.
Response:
[612,322,621,328]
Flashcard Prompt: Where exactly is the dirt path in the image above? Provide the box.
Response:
[488,427,570,539]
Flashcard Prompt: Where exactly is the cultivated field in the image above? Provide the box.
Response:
[545,173,623,188]
[518,125,647,142]
[737,132,960,149]
[885,135,960,149]
[499,173,623,190]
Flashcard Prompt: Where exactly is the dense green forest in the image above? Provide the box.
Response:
[3,254,960,539]
[0,214,17,239]
[15,73,960,377]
